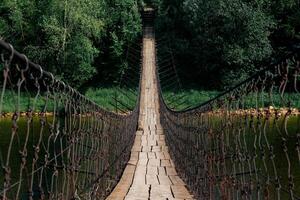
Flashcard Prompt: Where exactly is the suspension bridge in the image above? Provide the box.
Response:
[1,8,300,200]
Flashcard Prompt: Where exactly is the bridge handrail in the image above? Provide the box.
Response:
[158,48,300,114]
[157,35,300,199]
[0,39,140,117]
[0,39,141,199]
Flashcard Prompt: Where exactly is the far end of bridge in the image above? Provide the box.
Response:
[106,7,194,200]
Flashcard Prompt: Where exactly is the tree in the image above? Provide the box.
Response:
[94,0,142,84]
[270,0,300,51]
[0,0,142,88]
[39,0,105,86]
[155,0,275,88]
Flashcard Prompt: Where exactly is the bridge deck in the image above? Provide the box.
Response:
[106,30,193,200]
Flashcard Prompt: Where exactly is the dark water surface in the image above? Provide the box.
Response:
[1,114,300,199]
[0,115,64,199]
[207,113,300,199]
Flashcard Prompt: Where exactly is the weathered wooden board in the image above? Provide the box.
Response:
[106,35,193,200]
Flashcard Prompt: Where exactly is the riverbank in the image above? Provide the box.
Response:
[0,87,138,114]
[162,89,300,111]
[1,106,299,119]
[1,89,299,114]
[207,106,300,116]
[0,112,54,118]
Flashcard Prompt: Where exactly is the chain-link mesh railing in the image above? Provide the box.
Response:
[158,40,300,199]
[0,40,139,200]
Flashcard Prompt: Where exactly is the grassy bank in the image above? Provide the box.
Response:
[1,90,131,114]
[1,88,299,113]
[0,90,50,113]
[162,89,300,111]
[85,87,138,112]
[163,90,220,110]
[0,87,139,113]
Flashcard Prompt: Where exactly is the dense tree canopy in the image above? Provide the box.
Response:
[154,0,300,88]
[0,0,299,89]
[0,0,141,88]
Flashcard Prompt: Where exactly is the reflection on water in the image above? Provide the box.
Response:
[0,115,63,199]
[207,113,300,199]
[1,114,300,199]
[0,46,139,199]
[0,114,126,200]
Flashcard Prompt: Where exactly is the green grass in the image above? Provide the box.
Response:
[163,90,220,110]
[0,87,139,113]
[0,90,53,113]
[162,89,300,111]
[85,87,138,112]
[2,87,299,113]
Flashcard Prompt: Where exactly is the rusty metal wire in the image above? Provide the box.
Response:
[0,40,139,200]
[112,38,142,114]
[155,37,190,110]
[158,41,300,199]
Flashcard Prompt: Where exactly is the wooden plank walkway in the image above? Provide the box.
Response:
[106,30,194,200]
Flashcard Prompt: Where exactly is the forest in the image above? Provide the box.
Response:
[1,1,300,199]
[0,0,299,91]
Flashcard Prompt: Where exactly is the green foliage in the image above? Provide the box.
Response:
[0,0,141,88]
[163,90,220,110]
[0,90,55,113]
[85,87,138,111]
[270,0,300,51]
[65,34,99,86]
[156,0,276,88]
[97,0,141,83]
[152,0,299,89]
[1,87,138,113]
[164,89,300,111]
[0,0,300,92]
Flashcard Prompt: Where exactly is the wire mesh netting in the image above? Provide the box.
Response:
[158,43,300,199]
[0,40,139,200]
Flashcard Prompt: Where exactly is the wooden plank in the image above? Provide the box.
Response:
[150,185,173,199]
[135,166,147,176]
[132,174,146,185]
[163,152,171,159]
[158,167,166,175]
[146,174,159,185]
[147,166,158,175]
[152,145,161,152]
[161,159,171,167]
[131,146,142,152]
[139,152,148,159]
[155,152,165,159]
[169,175,186,186]
[165,167,177,176]
[125,185,150,199]
[147,152,156,159]
[148,158,160,167]
[106,37,194,200]
[171,185,194,199]
[157,175,172,185]
[142,146,151,152]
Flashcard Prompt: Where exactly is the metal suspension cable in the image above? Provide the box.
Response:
[112,38,142,114]
[157,34,300,199]
[0,39,140,199]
